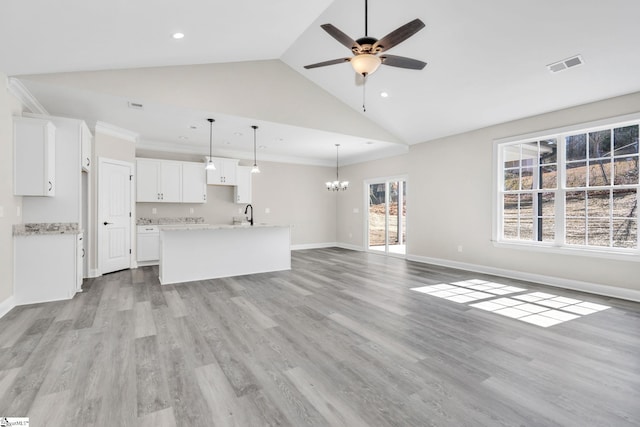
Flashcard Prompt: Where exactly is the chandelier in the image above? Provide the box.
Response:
[326,144,349,191]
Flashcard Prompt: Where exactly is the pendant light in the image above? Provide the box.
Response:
[326,144,349,191]
[251,125,260,174]
[205,118,216,170]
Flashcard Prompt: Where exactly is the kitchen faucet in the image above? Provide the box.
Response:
[244,204,254,226]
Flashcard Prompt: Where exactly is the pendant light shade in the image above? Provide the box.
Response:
[326,144,348,191]
[205,118,216,170]
[251,125,260,174]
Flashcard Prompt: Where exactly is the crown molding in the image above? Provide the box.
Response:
[6,77,48,114]
[94,121,139,142]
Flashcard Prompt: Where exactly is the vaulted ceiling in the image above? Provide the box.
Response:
[2,0,639,165]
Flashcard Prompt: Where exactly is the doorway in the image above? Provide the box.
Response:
[98,158,134,274]
[366,177,407,256]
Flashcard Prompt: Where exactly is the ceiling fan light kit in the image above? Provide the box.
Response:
[350,54,382,76]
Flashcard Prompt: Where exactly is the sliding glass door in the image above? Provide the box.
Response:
[367,177,407,256]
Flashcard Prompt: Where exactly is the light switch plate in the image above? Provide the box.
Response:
[16,206,20,217]
[0,206,3,217]
[152,208,157,214]
[353,208,359,214]
[265,207,271,214]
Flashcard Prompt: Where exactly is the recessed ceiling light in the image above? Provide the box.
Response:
[178,136,188,141]
[233,132,243,136]
[259,145,267,149]
[380,92,389,98]
[365,141,375,145]
[223,141,231,145]
[172,32,185,39]
[189,125,197,130]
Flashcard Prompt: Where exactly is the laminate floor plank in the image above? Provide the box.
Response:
[0,248,638,425]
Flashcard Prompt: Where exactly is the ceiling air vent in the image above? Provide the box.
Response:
[547,55,584,73]
[128,101,144,110]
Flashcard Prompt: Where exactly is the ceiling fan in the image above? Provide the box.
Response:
[304,0,427,78]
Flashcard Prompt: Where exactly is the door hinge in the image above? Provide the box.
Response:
[129,175,133,181]
[129,212,131,217]
[129,249,132,254]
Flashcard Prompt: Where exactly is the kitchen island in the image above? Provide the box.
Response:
[158,224,291,285]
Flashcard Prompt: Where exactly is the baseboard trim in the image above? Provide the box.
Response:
[88,269,101,278]
[335,243,365,252]
[0,296,16,319]
[406,254,640,303]
[291,242,338,251]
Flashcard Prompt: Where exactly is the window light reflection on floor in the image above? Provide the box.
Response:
[411,280,610,328]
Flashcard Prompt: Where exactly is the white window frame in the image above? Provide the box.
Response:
[492,112,640,261]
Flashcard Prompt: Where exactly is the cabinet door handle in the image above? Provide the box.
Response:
[48,181,53,191]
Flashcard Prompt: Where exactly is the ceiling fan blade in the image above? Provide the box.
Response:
[320,24,360,51]
[381,54,427,70]
[304,58,352,69]
[373,19,425,52]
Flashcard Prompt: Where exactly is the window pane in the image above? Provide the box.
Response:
[519,194,533,219]
[541,165,557,189]
[613,219,637,248]
[566,218,586,245]
[566,161,587,188]
[566,134,586,161]
[614,156,638,185]
[503,145,521,169]
[588,130,611,159]
[613,189,637,217]
[521,167,534,190]
[520,218,533,240]
[540,192,555,216]
[538,217,555,242]
[613,125,639,156]
[587,218,610,247]
[587,190,610,218]
[588,160,612,186]
[540,139,557,164]
[566,191,586,217]
[504,168,519,191]
[503,194,518,239]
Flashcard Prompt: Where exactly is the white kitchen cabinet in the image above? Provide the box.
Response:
[77,233,85,291]
[137,225,160,263]
[81,124,92,172]
[206,157,238,185]
[235,166,252,204]
[13,117,56,197]
[182,161,207,203]
[136,158,182,202]
[14,233,82,305]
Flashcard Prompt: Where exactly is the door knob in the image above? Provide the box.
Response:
[103,221,113,225]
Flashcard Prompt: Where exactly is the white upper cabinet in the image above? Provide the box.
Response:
[182,162,207,203]
[235,166,252,204]
[136,158,162,202]
[14,117,56,197]
[206,157,238,186]
[80,123,92,172]
[136,158,182,202]
[136,158,205,203]
[160,161,182,203]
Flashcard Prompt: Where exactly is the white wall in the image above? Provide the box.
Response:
[0,76,24,310]
[338,91,640,294]
[135,150,337,246]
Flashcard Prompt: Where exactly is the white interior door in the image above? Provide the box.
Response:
[99,158,133,274]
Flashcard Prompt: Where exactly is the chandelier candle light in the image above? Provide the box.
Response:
[326,144,349,191]
[205,118,216,170]
[251,125,260,174]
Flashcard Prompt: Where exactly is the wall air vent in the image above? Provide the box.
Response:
[547,55,584,73]
[128,101,144,110]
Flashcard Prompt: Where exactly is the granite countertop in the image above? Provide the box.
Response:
[137,217,206,225]
[159,224,287,231]
[13,223,82,236]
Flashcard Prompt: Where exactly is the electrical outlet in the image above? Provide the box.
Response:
[265,207,270,214]
[238,208,243,214]
[16,206,21,217]
[152,208,157,215]
[457,245,463,253]
[0,206,3,218]
[353,207,359,214]
[189,208,194,214]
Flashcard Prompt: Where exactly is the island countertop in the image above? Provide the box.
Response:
[159,223,288,231]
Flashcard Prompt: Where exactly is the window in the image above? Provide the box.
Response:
[496,115,639,254]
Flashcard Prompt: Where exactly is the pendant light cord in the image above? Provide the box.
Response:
[362,74,367,112]
[253,127,257,165]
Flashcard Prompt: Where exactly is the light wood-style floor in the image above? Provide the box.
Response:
[0,248,639,426]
